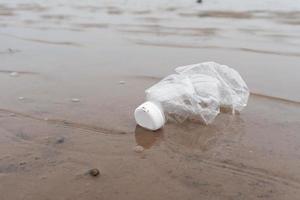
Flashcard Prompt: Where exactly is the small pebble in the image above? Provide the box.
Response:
[43,117,49,121]
[18,97,25,100]
[56,137,65,144]
[10,72,19,77]
[8,48,14,53]
[19,161,26,166]
[9,113,16,117]
[118,81,125,85]
[88,168,100,177]
[133,145,144,153]
[71,98,80,102]
[40,175,47,180]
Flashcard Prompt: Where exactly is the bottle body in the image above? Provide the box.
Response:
[135,62,249,131]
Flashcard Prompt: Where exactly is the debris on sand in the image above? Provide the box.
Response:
[8,48,20,53]
[39,176,47,180]
[9,113,16,117]
[88,168,100,177]
[10,72,19,77]
[18,96,25,100]
[133,145,144,153]
[55,136,65,144]
[19,161,27,166]
[118,80,125,85]
[0,48,20,54]
[71,98,80,102]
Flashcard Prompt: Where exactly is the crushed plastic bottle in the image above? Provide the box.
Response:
[134,62,249,131]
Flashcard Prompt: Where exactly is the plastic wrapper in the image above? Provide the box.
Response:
[145,62,249,124]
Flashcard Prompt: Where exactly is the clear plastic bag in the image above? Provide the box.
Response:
[145,62,249,124]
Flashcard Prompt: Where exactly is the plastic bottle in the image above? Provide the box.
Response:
[134,62,249,131]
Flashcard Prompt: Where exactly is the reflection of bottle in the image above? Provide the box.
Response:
[134,101,165,131]
[134,125,163,148]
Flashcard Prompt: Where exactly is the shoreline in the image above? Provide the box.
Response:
[0,92,298,136]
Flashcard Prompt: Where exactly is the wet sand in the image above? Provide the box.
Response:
[0,95,300,200]
[1,1,300,199]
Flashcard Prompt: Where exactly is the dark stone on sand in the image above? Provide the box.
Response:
[19,162,26,166]
[56,137,65,144]
[197,0,202,3]
[88,168,100,177]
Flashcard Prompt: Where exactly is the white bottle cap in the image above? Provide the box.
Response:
[134,101,165,131]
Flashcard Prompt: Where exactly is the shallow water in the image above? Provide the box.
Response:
[0,0,300,199]
[1,0,300,101]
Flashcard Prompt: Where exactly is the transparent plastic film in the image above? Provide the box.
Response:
[145,62,249,125]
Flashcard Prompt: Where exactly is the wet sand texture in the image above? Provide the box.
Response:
[1,0,300,199]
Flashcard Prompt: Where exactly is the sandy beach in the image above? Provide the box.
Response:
[0,0,300,199]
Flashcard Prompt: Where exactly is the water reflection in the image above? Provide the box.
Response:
[134,125,163,149]
[157,113,245,152]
